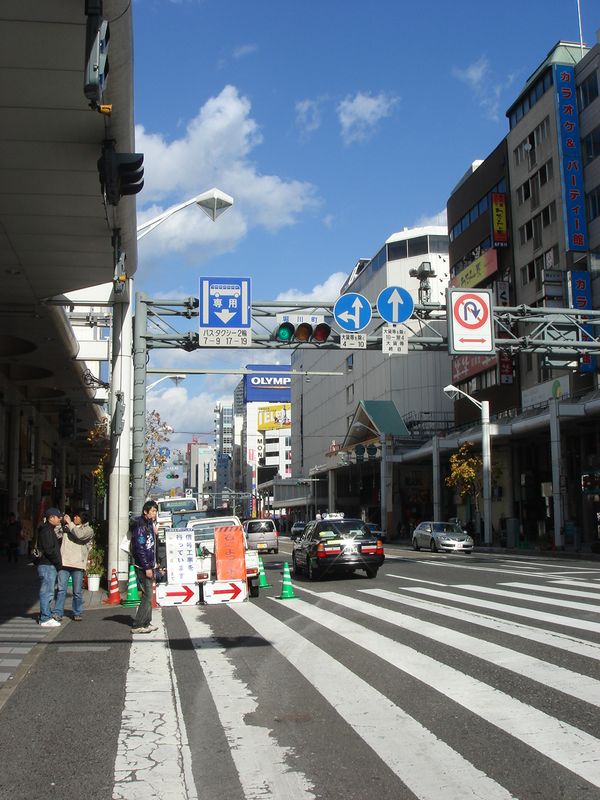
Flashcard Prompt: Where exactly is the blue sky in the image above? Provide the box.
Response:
[131,0,594,452]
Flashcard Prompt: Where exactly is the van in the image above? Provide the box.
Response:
[243,519,278,554]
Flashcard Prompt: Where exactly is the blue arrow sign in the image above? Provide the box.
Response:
[333,293,372,332]
[199,277,251,329]
[376,286,414,324]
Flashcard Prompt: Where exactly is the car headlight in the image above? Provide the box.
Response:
[438,535,449,542]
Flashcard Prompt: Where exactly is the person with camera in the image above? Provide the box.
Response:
[34,508,63,627]
[54,509,94,622]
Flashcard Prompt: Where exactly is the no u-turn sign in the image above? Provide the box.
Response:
[447,288,495,355]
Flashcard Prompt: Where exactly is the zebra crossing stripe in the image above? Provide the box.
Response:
[360,588,600,662]
[179,608,316,800]
[455,584,600,614]
[233,602,516,800]
[263,597,600,789]
[551,579,600,588]
[402,586,600,634]
[319,591,600,705]
[501,581,600,600]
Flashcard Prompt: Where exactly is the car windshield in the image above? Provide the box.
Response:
[432,523,463,534]
[246,521,274,533]
[189,518,239,541]
[319,521,370,539]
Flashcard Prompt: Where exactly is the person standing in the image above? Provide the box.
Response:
[54,509,94,622]
[129,500,158,634]
[35,508,63,627]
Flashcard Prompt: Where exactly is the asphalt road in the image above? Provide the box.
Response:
[1,545,600,799]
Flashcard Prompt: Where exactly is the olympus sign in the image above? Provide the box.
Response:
[250,376,291,386]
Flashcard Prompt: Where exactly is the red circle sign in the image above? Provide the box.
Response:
[453,293,490,330]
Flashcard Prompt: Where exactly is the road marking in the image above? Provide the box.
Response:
[384,574,447,586]
[112,613,197,800]
[233,602,515,800]
[413,562,543,578]
[402,586,600,634]
[455,584,600,614]
[266,597,600,789]
[179,607,315,800]
[361,588,600,661]
[500,581,600,600]
[318,591,600,705]
[550,579,600,589]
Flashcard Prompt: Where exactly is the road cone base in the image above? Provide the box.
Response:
[276,594,296,600]
[121,600,140,607]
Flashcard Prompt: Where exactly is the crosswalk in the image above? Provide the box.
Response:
[0,616,48,686]
[152,556,600,800]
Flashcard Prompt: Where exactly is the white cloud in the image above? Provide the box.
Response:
[336,91,399,144]
[277,272,346,302]
[295,98,323,137]
[135,85,318,258]
[452,56,515,122]
[414,209,447,228]
[232,43,258,60]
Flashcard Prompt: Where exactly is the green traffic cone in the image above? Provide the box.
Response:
[276,562,297,600]
[258,557,272,589]
[121,565,141,607]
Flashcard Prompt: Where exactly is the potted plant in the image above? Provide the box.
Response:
[86,542,105,591]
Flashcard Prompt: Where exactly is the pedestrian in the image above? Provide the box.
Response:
[129,500,159,634]
[54,509,94,622]
[34,508,63,627]
[4,512,22,563]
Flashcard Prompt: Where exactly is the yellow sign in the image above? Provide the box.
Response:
[451,248,498,289]
[257,403,291,431]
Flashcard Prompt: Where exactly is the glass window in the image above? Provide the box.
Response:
[346,354,353,372]
[583,125,600,166]
[469,205,479,224]
[346,384,354,403]
[407,236,428,257]
[478,195,489,215]
[387,239,407,261]
[579,71,599,110]
[588,186,600,221]
[428,235,448,254]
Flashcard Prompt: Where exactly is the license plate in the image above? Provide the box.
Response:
[257,543,267,549]
[343,545,357,554]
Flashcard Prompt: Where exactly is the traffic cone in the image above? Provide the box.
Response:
[103,568,121,605]
[276,562,297,600]
[258,557,271,589]
[121,565,141,607]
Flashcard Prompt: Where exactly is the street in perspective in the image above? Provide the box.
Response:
[1,543,600,799]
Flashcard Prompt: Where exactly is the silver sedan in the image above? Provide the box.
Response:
[412,521,474,553]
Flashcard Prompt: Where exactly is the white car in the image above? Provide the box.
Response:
[412,521,474,553]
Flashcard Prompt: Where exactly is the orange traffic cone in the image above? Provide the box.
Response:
[103,568,121,605]
[152,580,159,609]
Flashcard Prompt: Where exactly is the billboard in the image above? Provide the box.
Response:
[257,403,291,431]
[244,364,291,402]
[450,248,498,289]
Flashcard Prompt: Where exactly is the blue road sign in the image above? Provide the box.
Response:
[333,293,372,332]
[376,286,414,324]
[158,447,170,458]
[199,277,251,329]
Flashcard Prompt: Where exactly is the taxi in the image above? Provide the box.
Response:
[292,515,384,580]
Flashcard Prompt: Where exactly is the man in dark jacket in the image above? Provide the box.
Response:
[130,500,158,634]
[36,508,63,627]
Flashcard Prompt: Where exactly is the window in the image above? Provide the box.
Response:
[407,236,428,257]
[578,71,599,111]
[588,185,600,221]
[428,235,448,254]
[387,239,407,261]
[583,125,600,166]
[346,384,354,404]
[346,354,354,372]
[508,73,552,129]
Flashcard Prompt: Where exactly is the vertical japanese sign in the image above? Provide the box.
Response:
[554,64,588,252]
[491,192,508,247]
[165,529,197,585]
[568,270,596,373]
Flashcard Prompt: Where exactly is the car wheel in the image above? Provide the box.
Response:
[292,553,301,574]
[412,537,420,551]
[365,567,378,579]
[430,538,438,553]
[307,557,318,581]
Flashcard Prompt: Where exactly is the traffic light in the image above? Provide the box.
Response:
[58,406,76,439]
[271,319,331,344]
[165,473,179,480]
[97,140,144,206]
[84,15,110,108]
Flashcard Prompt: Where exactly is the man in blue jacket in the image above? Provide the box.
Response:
[130,500,159,634]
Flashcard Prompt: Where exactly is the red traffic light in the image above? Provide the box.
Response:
[271,319,331,345]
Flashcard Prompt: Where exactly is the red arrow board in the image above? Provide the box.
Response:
[203,579,247,605]
[156,583,199,607]
[214,582,242,601]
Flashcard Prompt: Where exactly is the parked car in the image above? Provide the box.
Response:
[292,517,384,580]
[365,522,386,543]
[243,518,279,554]
[412,521,474,553]
[290,521,306,540]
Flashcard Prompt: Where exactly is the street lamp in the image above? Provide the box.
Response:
[136,188,234,240]
[146,374,186,393]
[443,384,491,545]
